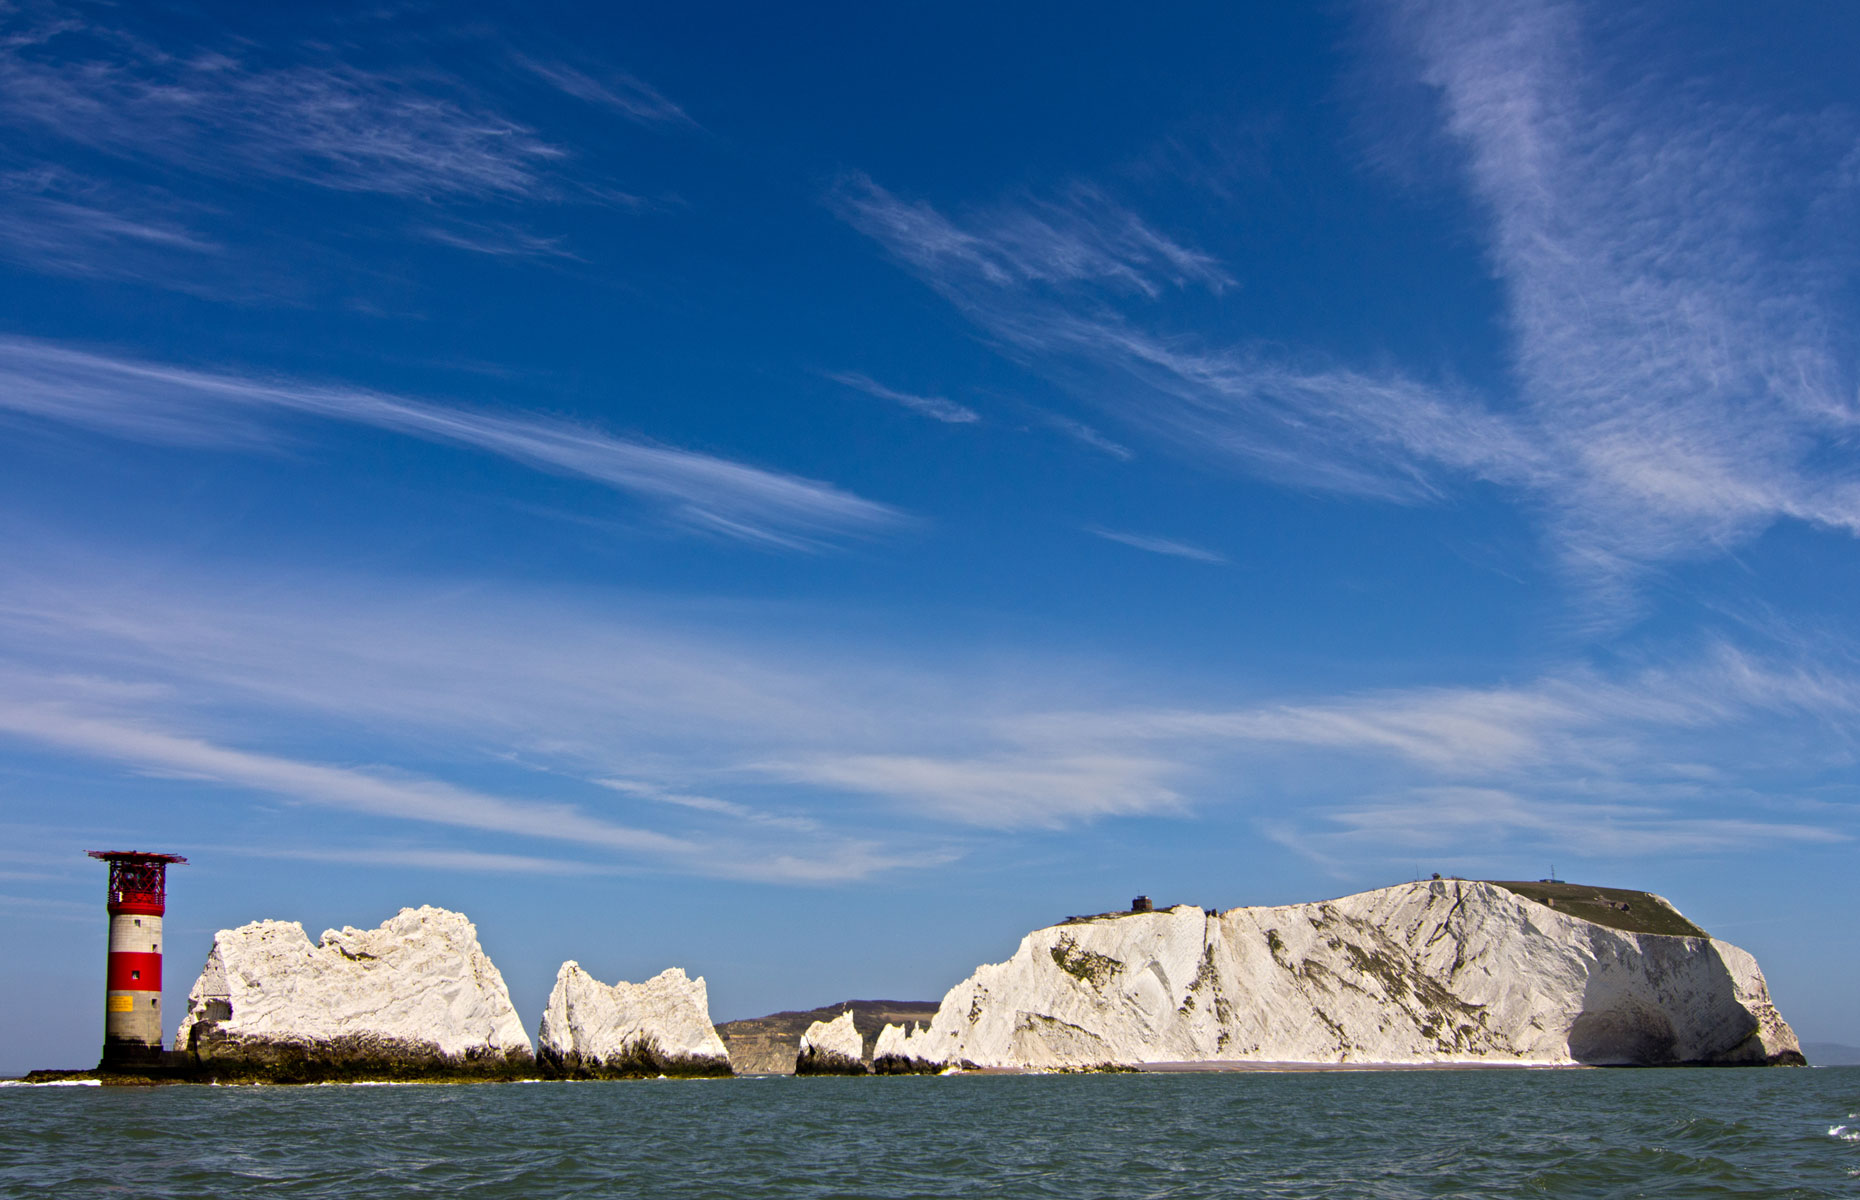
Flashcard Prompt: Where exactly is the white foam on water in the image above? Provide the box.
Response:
[1829,1124,1859,1142]
[0,1079,101,1087]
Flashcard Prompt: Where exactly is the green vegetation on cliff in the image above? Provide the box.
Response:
[1487,881,1709,938]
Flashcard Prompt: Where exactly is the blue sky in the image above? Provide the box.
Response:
[3,0,1858,1073]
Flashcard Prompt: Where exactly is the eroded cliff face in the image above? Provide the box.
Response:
[537,963,732,1078]
[170,906,534,1082]
[874,881,1803,1071]
[794,1009,866,1075]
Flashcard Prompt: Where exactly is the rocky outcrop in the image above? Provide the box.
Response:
[873,880,1804,1071]
[717,1000,940,1075]
[872,1020,947,1074]
[795,1009,866,1074]
[537,962,732,1078]
[170,906,534,1082]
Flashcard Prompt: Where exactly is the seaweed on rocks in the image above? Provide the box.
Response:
[537,1036,732,1080]
[182,1028,537,1085]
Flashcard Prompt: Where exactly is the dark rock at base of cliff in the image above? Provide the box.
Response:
[182,1024,537,1084]
[1696,1030,1807,1067]
[870,1055,946,1075]
[537,1040,733,1080]
[794,1047,868,1076]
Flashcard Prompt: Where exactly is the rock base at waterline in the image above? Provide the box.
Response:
[187,1029,536,1084]
[795,1010,868,1075]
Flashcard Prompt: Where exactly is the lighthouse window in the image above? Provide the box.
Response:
[133,919,141,927]
[130,970,140,980]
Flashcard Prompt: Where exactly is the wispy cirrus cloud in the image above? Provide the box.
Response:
[0,336,905,549]
[0,692,694,857]
[764,752,1183,830]
[0,678,919,886]
[836,1,1860,609]
[0,550,1853,865]
[1380,0,1860,599]
[825,370,980,425]
[0,167,222,281]
[834,172,1536,504]
[0,5,692,274]
[226,844,621,876]
[415,220,581,261]
[1009,641,1860,776]
[595,778,820,833]
[834,170,1232,300]
[1319,786,1844,858]
[1041,413,1133,460]
[512,54,695,129]
[1086,527,1227,565]
[0,12,561,200]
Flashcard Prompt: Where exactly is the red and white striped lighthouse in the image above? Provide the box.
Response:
[88,850,186,1068]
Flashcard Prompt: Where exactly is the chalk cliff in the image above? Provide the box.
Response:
[794,1009,867,1075]
[537,962,732,1078]
[171,906,534,1081]
[873,880,1803,1071]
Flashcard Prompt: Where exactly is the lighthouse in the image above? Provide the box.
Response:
[88,850,186,1069]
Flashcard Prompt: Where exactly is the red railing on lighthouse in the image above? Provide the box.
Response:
[88,851,187,915]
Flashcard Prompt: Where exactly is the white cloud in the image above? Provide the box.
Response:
[836,3,1860,607]
[1011,642,1860,776]
[0,688,926,885]
[1319,786,1844,857]
[512,55,693,128]
[415,220,582,261]
[1379,0,1860,592]
[826,371,981,424]
[1086,527,1227,564]
[213,843,619,876]
[0,695,695,854]
[1042,413,1133,460]
[835,172,1537,504]
[594,778,820,833]
[0,336,905,549]
[1,549,1855,865]
[766,753,1183,830]
[0,168,223,282]
[0,14,561,200]
[834,171,1232,301]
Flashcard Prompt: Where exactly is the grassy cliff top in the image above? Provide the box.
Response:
[1486,880,1709,938]
[1055,883,1710,939]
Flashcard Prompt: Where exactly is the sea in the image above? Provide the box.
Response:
[3,1068,1857,1198]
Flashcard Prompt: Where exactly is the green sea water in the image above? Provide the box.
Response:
[3,1068,1857,1198]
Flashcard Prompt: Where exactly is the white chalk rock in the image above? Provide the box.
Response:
[795,1009,866,1074]
[880,881,1803,1071]
[171,906,533,1080]
[537,962,731,1077]
[872,1020,944,1074]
